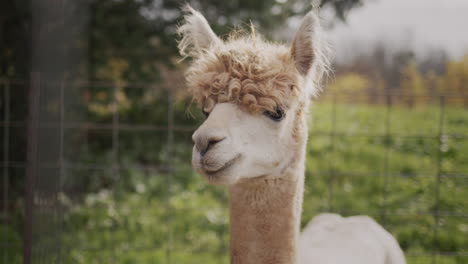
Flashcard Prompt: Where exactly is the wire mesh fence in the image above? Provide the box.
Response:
[0,76,467,264]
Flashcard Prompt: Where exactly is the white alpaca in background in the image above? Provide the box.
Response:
[177,5,406,264]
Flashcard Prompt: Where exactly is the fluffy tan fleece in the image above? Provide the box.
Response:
[182,35,301,114]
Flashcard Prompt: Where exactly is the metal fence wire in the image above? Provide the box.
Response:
[0,76,467,264]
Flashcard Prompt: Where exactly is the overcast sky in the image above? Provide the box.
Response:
[327,0,468,62]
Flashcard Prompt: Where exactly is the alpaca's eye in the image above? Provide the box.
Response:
[264,108,285,122]
[202,110,210,118]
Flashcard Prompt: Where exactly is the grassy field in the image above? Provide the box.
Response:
[3,102,467,263]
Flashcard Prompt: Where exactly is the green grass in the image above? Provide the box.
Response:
[4,103,467,263]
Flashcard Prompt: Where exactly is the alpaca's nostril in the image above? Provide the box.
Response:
[201,137,225,156]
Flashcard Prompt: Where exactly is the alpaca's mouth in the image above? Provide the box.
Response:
[203,154,241,177]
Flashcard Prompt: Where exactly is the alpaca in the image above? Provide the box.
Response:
[177,6,406,264]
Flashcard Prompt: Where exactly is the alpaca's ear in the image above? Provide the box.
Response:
[177,5,221,58]
[290,11,321,76]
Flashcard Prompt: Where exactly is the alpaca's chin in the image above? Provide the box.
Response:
[198,165,239,185]
[193,153,242,186]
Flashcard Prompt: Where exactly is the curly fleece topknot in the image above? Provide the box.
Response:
[184,36,302,114]
[177,6,302,114]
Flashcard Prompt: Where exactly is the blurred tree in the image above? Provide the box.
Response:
[400,61,427,106]
[319,0,364,20]
[435,54,468,105]
[326,72,370,102]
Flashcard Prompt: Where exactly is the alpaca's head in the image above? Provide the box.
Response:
[178,6,329,185]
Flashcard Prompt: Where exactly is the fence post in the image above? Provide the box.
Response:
[2,79,11,263]
[432,95,446,264]
[381,94,392,224]
[24,72,41,264]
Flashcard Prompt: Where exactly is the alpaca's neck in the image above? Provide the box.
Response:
[229,166,305,264]
[228,106,308,264]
